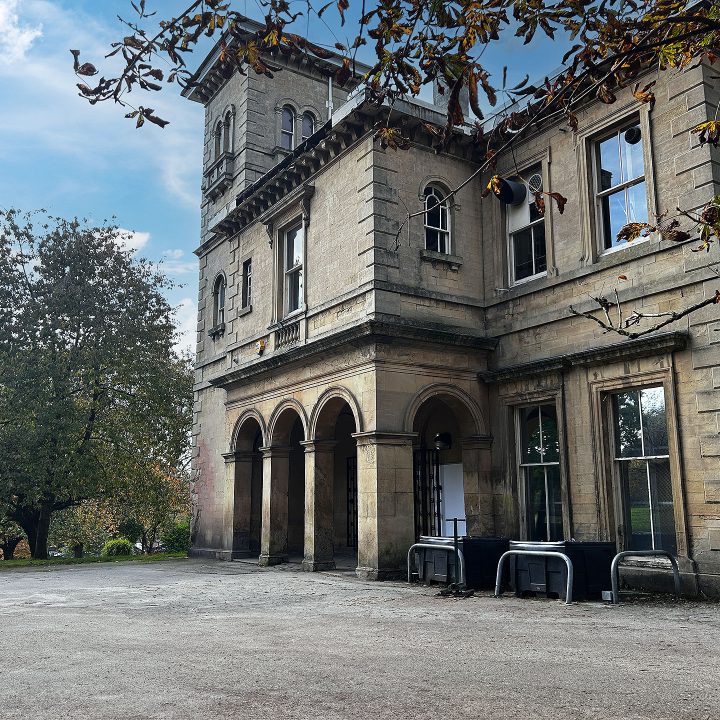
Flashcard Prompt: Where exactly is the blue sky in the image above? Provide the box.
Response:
[0,1,564,352]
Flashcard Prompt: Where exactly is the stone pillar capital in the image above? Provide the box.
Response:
[259,445,291,459]
[300,439,337,453]
[351,431,418,447]
[222,450,256,464]
[460,434,493,450]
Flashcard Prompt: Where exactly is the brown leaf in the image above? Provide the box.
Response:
[632,81,656,111]
[337,0,349,25]
[76,62,98,76]
[547,191,567,214]
[616,222,652,243]
[335,57,351,87]
[691,120,720,147]
[618,274,628,281]
[597,83,616,104]
[534,192,546,216]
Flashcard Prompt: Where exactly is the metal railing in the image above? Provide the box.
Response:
[275,320,300,348]
[407,543,466,587]
[495,550,575,605]
[610,550,681,605]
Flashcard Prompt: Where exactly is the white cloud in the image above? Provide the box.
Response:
[116,228,151,253]
[0,0,204,209]
[173,297,197,354]
[0,0,43,64]
[163,248,185,259]
[162,259,198,275]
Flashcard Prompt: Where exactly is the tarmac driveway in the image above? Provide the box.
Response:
[0,559,716,719]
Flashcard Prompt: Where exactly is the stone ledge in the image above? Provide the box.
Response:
[479,331,687,383]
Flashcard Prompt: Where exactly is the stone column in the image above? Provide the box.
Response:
[461,435,495,536]
[301,440,336,571]
[259,446,290,566]
[222,451,255,559]
[353,432,416,580]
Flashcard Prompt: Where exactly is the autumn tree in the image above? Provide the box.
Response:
[0,210,193,559]
[70,0,719,331]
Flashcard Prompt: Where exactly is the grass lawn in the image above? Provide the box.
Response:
[0,552,188,571]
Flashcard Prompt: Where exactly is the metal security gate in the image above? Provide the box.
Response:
[413,448,442,539]
[347,456,358,548]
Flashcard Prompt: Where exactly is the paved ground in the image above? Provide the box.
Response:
[0,559,717,720]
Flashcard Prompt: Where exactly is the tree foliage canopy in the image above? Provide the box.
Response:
[0,210,193,558]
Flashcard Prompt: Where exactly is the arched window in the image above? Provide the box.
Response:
[214,120,223,158]
[281,106,295,150]
[222,111,232,153]
[424,186,450,254]
[212,274,226,329]
[301,112,315,142]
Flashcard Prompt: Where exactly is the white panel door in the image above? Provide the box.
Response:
[440,463,466,537]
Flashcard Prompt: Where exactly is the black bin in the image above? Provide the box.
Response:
[415,536,509,590]
[508,540,616,601]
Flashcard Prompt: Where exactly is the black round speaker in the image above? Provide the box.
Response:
[624,126,642,145]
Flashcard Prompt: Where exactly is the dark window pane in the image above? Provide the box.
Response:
[621,459,653,551]
[302,113,314,139]
[513,228,534,280]
[282,107,294,132]
[640,387,668,456]
[649,459,676,554]
[533,222,547,274]
[425,228,439,252]
[540,405,559,463]
[527,466,548,541]
[598,133,621,190]
[287,269,302,312]
[546,465,563,541]
[521,406,542,463]
[614,391,643,458]
[285,226,302,269]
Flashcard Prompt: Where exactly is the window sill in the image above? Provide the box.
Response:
[511,271,547,288]
[238,305,252,318]
[420,249,463,271]
[208,322,225,340]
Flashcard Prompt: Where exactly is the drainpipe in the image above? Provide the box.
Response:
[327,75,334,120]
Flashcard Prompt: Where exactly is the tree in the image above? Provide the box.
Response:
[48,500,118,557]
[71,0,719,333]
[0,210,193,559]
[0,512,25,561]
[114,466,191,554]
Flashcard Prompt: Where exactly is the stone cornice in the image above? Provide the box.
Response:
[209,319,495,388]
[479,331,687,383]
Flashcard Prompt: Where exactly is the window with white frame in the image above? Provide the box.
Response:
[301,112,315,142]
[518,403,563,542]
[423,186,450,254]
[241,258,252,309]
[281,106,295,150]
[283,223,303,315]
[507,168,547,284]
[611,386,676,554]
[595,121,648,251]
[212,274,226,329]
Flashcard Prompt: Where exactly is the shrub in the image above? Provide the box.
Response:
[162,520,191,553]
[101,538,134,557]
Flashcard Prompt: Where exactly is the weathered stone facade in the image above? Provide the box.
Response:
[184,27,720,594]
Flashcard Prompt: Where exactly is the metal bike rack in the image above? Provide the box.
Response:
[610,550,681,605]
[407,543,466,587]
[495,550,575,605]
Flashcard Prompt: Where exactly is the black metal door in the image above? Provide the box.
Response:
[347,455,358,548]
[413,448,442,539]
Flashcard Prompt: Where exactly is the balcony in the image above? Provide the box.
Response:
[203,152,234,200]
[275,320,300,349]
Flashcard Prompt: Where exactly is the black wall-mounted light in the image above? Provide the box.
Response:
[434,432,453,451]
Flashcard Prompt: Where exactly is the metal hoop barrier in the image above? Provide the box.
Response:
[407,543,466,587]
[610,550,681,605]
[494,550,575,605]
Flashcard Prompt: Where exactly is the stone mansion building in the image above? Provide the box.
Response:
[184,18,720,595]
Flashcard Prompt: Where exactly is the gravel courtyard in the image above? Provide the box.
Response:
[1,559,717,720]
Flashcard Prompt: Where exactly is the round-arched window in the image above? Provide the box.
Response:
[423,186,450,254]
[301,112,315,142]
[281,106,295,150]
